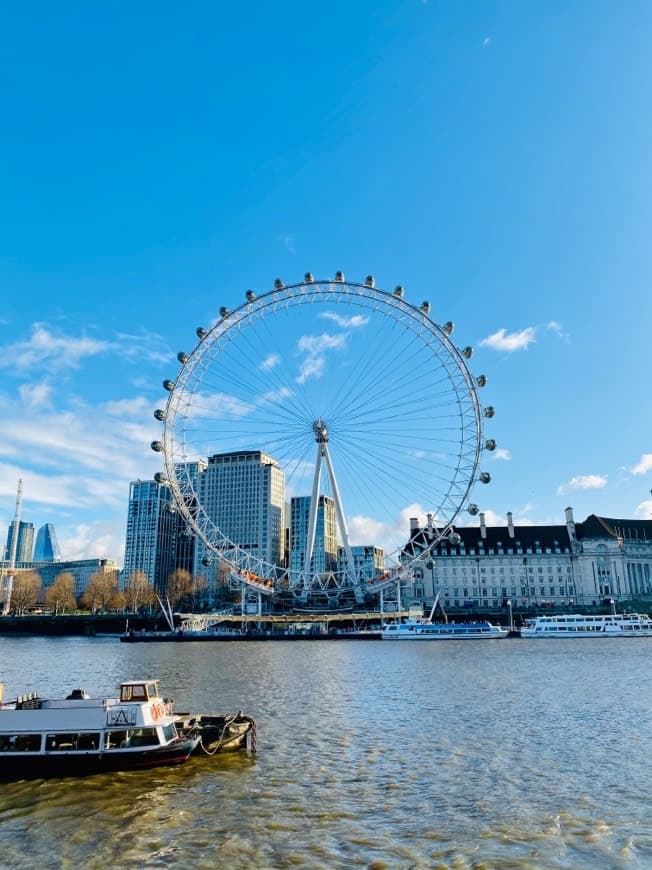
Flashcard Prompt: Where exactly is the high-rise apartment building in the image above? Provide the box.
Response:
[336,544,384,581]
[290,495,338,574]
[195,451,285,578]
[123,480,178,593]
[4,521,35,563]
[33,524,61,562]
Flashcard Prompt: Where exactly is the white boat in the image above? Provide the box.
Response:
[381,619,508,640]
[0,678,243,781]
[521,612,652,638]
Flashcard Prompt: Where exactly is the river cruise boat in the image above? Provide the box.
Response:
[521,612,652,638]
[0,678,252,781]
[382,619,508,640]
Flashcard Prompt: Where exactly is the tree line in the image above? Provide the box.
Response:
[1,568,216,616]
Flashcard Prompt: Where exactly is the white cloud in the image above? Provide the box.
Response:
[103,397,153,418]
[492,448,511,461]
[282,234,296,255]
[545,320,570,342]
[58,519,126,563]
[296,332,348,384]
[631,454,652,476]
[557,474,608,495]
[479,327,536,352]
[320,312,370,329]
[635,499,652,520]
[349,503,428,554]
[260,353,281,372]
[0,324,109,372]
[19,381,52,408]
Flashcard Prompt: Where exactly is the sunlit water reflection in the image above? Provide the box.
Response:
[1,636,651,868]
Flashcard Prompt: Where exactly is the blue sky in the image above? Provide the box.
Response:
[1,1,651,565]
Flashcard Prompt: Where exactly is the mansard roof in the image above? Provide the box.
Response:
[404,512,652,556]
[578,515,652,541]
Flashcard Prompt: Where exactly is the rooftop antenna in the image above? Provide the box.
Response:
[2,478,23,616]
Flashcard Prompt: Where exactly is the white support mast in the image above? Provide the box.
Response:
[303,420,364,605]
[2,478,23,616]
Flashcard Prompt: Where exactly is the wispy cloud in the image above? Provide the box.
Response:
[0,323,171,374]
[479,320,569,353]
[0,324,109,372]
[557,474,607,495]
[260,353,281,372]
[19,381,52,409]
[320,312,370,329]
[282,234,296,255]
[492,448,512,461]
[483,36,491,46]
[635,499,652,520]
[631,454,652,476]
[296,332,348,384]
[479,327,536,352]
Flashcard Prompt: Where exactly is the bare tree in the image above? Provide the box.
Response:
[81,570,120,613]
[123,571,157,612]
[166,569,194,610]
[11,571,42,616]
[44,572,77,615]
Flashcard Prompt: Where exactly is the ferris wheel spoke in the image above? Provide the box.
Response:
[160,277,487,603]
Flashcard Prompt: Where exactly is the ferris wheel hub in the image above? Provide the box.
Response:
[312,419,329,443]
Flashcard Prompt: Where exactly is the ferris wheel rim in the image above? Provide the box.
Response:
[156,276,488,597]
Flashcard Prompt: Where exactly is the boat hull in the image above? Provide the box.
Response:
[0,737,200,782]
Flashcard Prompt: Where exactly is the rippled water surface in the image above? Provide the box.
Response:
[1,636,651,868]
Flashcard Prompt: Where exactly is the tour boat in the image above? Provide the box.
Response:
[382,619,508,640]
[521,612,652,638]
[0,678,254,781]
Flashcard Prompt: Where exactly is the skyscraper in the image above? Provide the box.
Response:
[290,495,338,575]
[195,450,285,574]
[33,524,61,562]
[4,521,35,563]
[123,480,178,594]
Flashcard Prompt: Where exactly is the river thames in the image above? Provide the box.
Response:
[1,635,651,869]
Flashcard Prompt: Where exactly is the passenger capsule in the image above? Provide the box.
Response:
[476,374,487,387]
[449,532,462,545]
[483,406,496,418]
[420,301,431,315]
[468,503,480,516]
[202,557,213,567]
[479,472,491,484]
[219,306,229,318]
[393,285,404,298]
[163,379,175,392]
[365,275,375,287]
[245,289,256,302]
[443,321,454,335]
[274,279,284,289]
[151,441,163,453]
[304,272,314,283]
[154,409,165,421]
[154,472,168,484]
[177,352,188,364]
[196,327,207,339]
[334,271,345,282]
[461,346,473,360]
[485,439,497,451]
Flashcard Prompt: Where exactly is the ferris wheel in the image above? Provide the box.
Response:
[151,273,495,606]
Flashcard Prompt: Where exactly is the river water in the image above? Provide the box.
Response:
[0,635,651,869]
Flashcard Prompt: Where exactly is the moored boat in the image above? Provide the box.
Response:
[382,619,508,640]
[521,612,652,638]
[0,678,255,781]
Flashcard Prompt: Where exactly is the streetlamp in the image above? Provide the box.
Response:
[507,599,513,632]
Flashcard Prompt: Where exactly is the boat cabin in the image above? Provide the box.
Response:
[119,680,161,702]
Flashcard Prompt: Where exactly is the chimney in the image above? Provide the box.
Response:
[507,511,514,538]
[410,517,420,534]
[426,513,434,539]
[479,512,487,539]
[565,506,576,542]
